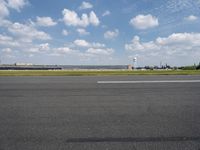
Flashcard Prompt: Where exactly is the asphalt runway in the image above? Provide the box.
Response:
[0,75,200,150]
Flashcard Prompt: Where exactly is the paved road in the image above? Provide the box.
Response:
[0,75,200,150]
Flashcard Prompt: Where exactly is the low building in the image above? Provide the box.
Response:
[15,63,33,66]
[127,64,133,70]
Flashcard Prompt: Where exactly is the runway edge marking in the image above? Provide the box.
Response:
[97,80,200,84]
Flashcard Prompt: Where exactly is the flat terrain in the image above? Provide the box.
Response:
[0,70,200,76]
[0,75,200,150]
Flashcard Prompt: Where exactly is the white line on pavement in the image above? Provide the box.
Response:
[97,80,200,84]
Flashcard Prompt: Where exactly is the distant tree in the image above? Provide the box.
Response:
[196,62,200,70]
[181,65,196,70]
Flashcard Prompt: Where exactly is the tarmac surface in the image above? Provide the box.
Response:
[0,75,200,150]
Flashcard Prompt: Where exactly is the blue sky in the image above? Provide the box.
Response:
[0,0,200,66]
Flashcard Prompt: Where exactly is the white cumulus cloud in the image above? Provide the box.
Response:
[102,10,110,17]
[71,39,113,57]
[0,34,20,47]
[89,11,100,26]
[125,33,200,57]
[86,48,114,55]
[38,43,50,51]
[62,9,100,27]
[125,36,158,52]
[7,0,28,12]
[62,29,69,36]
[49,39,114,60]
[8,22,51,41]
[36,16,57,27]
[79,1,93,10]
[20,43,50,54]
[104,29,119,39]
[130,14,159,30]
[0,19,52,57]
[0,0,28,18]
[77,28,90,35]
[91,42,105,48]
[73,39,105,48]
[184,15,198,21]
[55,47,74,54]
[74,39,90,47]
[52,47,78,56]
[2,48,12,53]
[0,0,9,18]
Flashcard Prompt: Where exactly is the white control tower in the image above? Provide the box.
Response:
[133,57,137,70]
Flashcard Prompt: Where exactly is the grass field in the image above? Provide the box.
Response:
[0,70,200,76]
